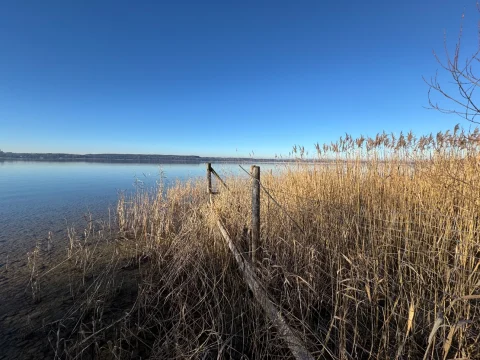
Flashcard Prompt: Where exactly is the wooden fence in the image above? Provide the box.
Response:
[206,163,315,360]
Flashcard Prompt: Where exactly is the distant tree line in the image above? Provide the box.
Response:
[0,151,297,163]
[0,152,202,163]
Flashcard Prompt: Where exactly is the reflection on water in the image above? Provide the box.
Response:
[0,161,282,261]
[0,161,200,259]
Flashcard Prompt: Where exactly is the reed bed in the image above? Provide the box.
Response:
[46,126,480,359]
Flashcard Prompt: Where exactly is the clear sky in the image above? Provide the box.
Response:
[0,0,477,157]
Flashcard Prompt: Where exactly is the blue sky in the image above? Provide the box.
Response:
[0,0,477,157]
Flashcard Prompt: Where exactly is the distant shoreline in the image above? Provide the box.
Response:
[0,152,413,164]
[0,152,298,164]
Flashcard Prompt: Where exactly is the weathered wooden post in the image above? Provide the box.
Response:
[206,163,212,194]
[251,165,260,263]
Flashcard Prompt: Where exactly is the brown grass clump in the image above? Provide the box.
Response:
[39,125,480,359]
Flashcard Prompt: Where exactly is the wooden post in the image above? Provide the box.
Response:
[215,218,314,360]
[251,165,260,263]
[206,163,212,194]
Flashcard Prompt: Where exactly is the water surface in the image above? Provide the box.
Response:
[0,161,282,261]
[0,161,208,260]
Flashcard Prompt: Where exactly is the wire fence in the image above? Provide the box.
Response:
[206,161,480,359]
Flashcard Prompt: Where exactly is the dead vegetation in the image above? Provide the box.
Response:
[21,125,480,359]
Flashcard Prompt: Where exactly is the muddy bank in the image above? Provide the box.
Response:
[0,227,141,360]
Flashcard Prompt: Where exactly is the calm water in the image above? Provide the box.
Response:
[0,161,273,262]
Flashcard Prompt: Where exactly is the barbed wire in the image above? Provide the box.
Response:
[208,164,480,314]
[205,164,480,260]
[238,165,307,235]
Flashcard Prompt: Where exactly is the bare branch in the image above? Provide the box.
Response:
[426,8,480,124]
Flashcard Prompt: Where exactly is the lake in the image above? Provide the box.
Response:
[0,160,282,264]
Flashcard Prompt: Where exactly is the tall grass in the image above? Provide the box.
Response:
[50,125,480,359]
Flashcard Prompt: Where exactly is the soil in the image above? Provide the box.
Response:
[0,237,140,360]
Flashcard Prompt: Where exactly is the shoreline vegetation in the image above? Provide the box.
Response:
[3,126,480,359]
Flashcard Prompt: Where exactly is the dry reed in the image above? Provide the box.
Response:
[40,125,480,359]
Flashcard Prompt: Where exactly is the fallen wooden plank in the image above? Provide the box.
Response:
[216,218,315,360]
